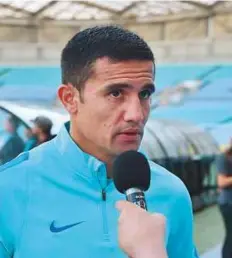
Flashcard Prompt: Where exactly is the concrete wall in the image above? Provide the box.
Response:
[0,24,80,43]
[0,13,232,65]
[0,13,232,43]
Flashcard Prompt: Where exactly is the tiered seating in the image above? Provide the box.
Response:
[0,64,231,125]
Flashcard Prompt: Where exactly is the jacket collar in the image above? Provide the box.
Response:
[54,122,107,181]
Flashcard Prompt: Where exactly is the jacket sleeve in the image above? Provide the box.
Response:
[167,181,200,258]
[0,155,29,258]
[0,176,16,257]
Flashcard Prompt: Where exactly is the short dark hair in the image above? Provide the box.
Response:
[61,25,154,92]
[32,116,53,134]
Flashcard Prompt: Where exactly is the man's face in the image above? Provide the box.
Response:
[72,57,155,160]
[4,119,14,133]
[32,125,42,136]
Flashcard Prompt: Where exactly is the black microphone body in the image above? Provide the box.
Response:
[112,150,151,210]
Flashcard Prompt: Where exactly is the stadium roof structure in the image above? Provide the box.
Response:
[0,0,231,25]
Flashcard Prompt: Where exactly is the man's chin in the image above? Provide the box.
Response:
[114,144,140,156]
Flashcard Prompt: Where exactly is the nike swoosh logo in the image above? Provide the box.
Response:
[50,220,85,233]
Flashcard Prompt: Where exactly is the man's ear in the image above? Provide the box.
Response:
[57,84,80,114]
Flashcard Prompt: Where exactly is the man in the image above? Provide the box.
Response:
[0,26,199,257]
[0,115,24,165]
[31,116,54,145]
[117,200,167,258]
[24,116,54,151]
[216,140,232,258]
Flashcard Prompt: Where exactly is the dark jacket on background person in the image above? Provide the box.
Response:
[0,133,24,165]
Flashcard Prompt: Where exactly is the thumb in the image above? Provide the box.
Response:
[115,200,129,212]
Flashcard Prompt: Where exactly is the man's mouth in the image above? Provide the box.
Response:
[117,129,142,142]
[119,128,142,135]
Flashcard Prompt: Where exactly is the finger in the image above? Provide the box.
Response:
[115,200,130,211]
[151,213,166,221]
[116,201,134,224]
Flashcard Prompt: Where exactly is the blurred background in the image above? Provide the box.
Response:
[0,1,231,257]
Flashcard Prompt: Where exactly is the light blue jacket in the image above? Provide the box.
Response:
[0,122,199,258]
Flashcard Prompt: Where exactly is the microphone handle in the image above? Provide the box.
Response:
[125,188,147,258]
[125,188,147,210]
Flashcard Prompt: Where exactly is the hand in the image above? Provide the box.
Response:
[116,200,167,258]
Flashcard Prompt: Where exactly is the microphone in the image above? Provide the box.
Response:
[112,150,151,210]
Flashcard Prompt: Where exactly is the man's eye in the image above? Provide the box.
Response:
[110,90,122,98]
[139,90,152,99]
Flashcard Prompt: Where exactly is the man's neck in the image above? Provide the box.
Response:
[38,133,49,143]
[70,123,114,178]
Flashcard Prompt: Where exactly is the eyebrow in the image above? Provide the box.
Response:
[103,83,156,93]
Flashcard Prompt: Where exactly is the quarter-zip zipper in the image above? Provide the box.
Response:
[102,189,107,201]
[97,168,112,242]
[101,188,109,241]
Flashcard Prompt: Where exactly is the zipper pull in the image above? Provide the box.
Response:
[102,189,106,201]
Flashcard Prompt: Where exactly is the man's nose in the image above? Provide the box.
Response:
[123,97,144,123]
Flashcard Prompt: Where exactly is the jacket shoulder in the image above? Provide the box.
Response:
[148,160,190,197]
[0,151,29,172]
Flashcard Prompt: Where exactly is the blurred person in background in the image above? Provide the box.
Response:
[23,128,38,151]
[31,116,54,144]
[216,139,232,258]
[24,116,54,151]
[0,115,24,165]
[0,25,199,258]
